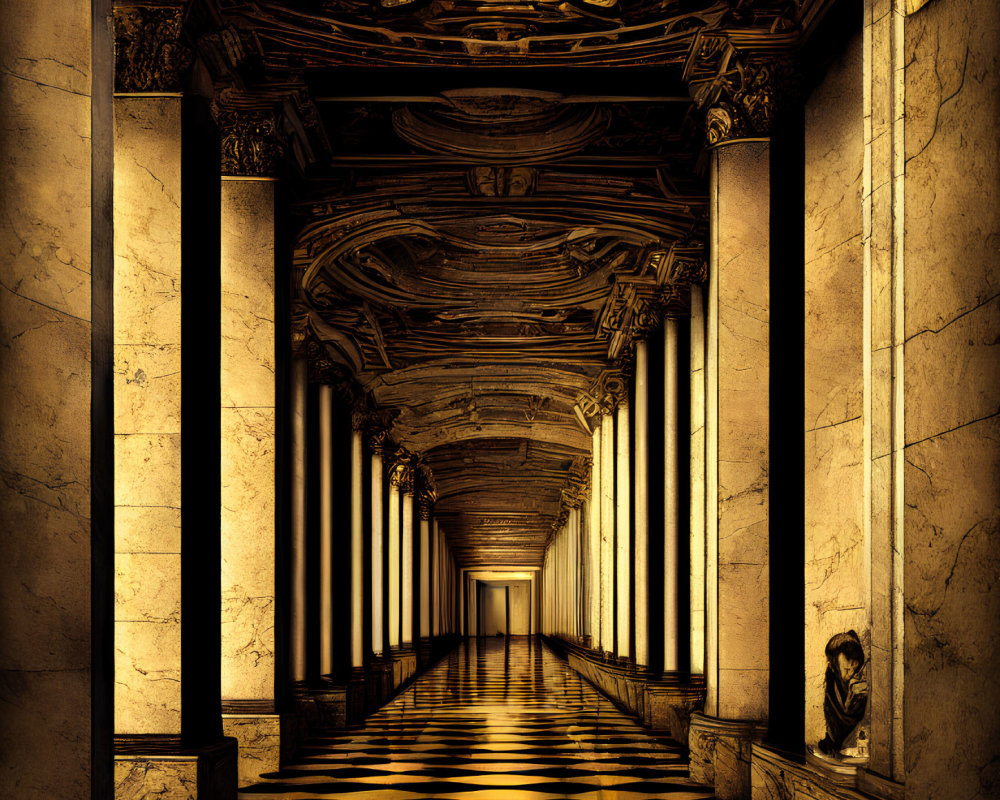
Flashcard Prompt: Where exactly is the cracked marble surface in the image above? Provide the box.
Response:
[714,142,770,722]
[0,4,93,797]
[903,2,1000,798]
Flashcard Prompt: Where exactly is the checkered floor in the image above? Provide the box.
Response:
[241,637,714,799]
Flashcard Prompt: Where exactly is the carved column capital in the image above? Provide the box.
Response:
[216,106,285,178]
[389,448,415,493]
[417,475,436,520]
[113,3,192,93]
[694,56,798,146]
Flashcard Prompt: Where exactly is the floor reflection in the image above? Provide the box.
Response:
[241,637,714,799]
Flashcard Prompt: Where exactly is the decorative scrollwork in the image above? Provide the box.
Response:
[113,4,192,94]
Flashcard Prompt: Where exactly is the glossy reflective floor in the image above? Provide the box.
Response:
[242,637,713,799]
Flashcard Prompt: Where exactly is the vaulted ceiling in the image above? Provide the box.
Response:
[194,0,833,566]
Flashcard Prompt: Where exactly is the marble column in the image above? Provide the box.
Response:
[112,15,235,793]
[0,3,101,796]
[370,435,386,656]
[689,287,707,676]
[219,152,296,785]
[419,510,431,641]
[689,139,770,800]
[616,401,631,659]
[401,485,414,647]
[432,519,441,637]
[569,508,579,637]
[588,430,602,646]
[350,427,364,669]
[290,357,308,685]
[387,477,401,649]
[319,385,334,676]
[113,88,183,745]
[599,414,616,653]
[664,320,681,672]
[634,341,650,667]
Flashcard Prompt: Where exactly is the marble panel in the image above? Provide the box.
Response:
[804,31,863,264]
[114,432,182,508]
[116,505,182,554]
[115,552,181,625]
[804,419,865,745]
[0,4,93,796]
[115,620,182,734]
[804,244,864,431]
[115,344,182,434]
[902,3,1000,797]
[221,180,276,410]
[113,98,182,346]
[221,593,276,701]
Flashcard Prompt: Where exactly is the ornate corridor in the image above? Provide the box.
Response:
[2,2,999,800]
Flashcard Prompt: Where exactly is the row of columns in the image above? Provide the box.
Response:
[540,139,772,799]
[111,82,461,791]
[542,326,687,675]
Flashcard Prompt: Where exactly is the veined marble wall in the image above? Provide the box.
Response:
[803,31,866,746]
[113,96,183,734]
[902,0,1000,796]
[0,3,94,796]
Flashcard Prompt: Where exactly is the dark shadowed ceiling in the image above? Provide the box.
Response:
[196,0,833,566]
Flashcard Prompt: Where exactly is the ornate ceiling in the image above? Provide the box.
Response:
[154,0,832,565]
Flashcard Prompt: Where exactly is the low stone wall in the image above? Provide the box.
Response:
[550,636,706,744]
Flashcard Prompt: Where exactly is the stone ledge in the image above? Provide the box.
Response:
[114,736,238,800]
[546,635,706,743]
[751,744,905,800]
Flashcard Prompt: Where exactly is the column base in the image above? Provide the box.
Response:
[688,712,767,800]
[751,743,904,800]
[221,701,305,787]
[114,736,237,800]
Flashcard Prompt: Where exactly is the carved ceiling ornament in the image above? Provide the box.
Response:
[215,106,285,178]
[113,3,192,94]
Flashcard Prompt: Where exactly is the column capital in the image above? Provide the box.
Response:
[417,469,436,520]
[560,455,592,511]
[215,105,285,178]
[113,3,192,94]
[388,447,415,492]
[691,55,798,146]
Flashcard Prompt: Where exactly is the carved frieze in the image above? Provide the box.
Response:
[113,3,192,93]
[467,167,536,197]
[216,107,284,178]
